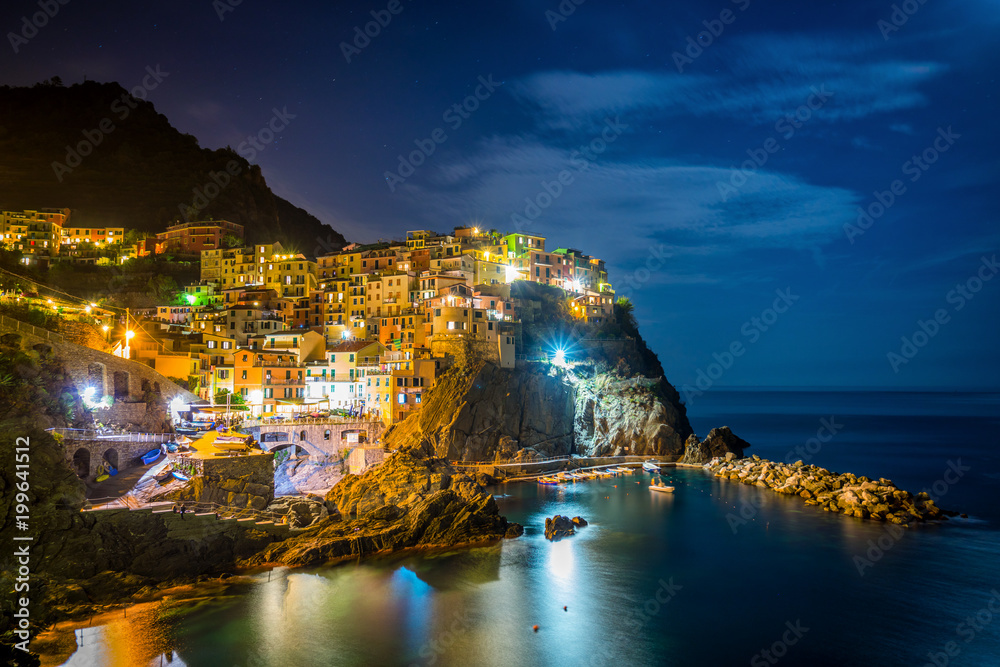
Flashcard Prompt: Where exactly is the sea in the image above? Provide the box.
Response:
[47,390,1000,666]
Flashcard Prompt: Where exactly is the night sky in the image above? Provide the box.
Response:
[2,0,998,390]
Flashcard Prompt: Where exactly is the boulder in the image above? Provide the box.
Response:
[544,515,576,541]
[679,426,751,464]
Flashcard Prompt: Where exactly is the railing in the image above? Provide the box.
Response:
[264,378,304,385]
[243,416,375,428]
[47,428,174,443]
[0,314,63,343]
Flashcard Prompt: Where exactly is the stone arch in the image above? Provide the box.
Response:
[272,443,307,457]
[102,448,119,470]
[113,371,130,399]
[72,448,90,478]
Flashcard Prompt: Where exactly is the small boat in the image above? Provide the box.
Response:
[214,442,249,452]
[650,484,675,493]
[141,449,161,465]
[642,461,661,473]
[166,443,179,453]
[171,471,190,482]
[537,476,560,485]
[95,473,109,482]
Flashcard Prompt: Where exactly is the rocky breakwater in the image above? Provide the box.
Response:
[245,445,523,567]
[706,455,953,524]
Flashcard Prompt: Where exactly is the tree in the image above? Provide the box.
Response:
[222,233,242,249]
[214,389,244,406]
[147,274,179,302]
[614,297,637,330]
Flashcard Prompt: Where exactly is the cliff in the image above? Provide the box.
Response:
[385,360,694,460]
[0,80,346,253]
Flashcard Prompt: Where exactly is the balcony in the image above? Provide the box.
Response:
[264,378,305,386]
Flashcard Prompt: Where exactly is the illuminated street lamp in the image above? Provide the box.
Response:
[123,329,135,359]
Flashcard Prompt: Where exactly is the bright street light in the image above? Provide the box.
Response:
[125,330,135,340]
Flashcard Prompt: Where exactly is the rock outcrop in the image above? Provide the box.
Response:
[153,472,273,510]
[267,495,330,529]
[706,456,953,523]
[384,360,693,461]
[245,446,521,566]
[544,515,587,540]
[573,375,691,457]
[680,427,751,464]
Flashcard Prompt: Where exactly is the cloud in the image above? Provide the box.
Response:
[398,136,859,281]
[510,34,947,129]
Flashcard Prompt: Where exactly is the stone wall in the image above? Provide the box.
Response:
[347,446,387,474]
[0,317,198,405]
[249,420,385,460]
[64,436,170,480]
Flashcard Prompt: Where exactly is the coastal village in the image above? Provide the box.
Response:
[0,207,616,428]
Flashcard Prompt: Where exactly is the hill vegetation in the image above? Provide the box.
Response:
[0,80,346,254]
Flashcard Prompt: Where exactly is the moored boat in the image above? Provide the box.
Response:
[649,483,675,493]
[642,461,661,473]
[141,449,161,465]
[171,471,190,482]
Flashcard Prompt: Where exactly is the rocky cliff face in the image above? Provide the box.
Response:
[246,446,520,567]
[573,374,691,457]
[384,360,694,461]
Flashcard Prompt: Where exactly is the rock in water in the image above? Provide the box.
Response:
[679,426,751,464]
[544,515,578,540]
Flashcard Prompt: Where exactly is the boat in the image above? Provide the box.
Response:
[95,473,109,482]
[650,484,675,494]
[171,471,190,482]
[538,478,560,486]
[214,442,249,452]
[642,461,661,473]
[141,449,161,465]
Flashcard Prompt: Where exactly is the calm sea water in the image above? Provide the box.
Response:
[53,391,1000,667]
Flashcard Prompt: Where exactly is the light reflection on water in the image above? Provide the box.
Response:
[46,390,1000,666]
[46,468,1000,666]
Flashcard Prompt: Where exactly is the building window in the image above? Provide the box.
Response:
[324,429,331,440]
